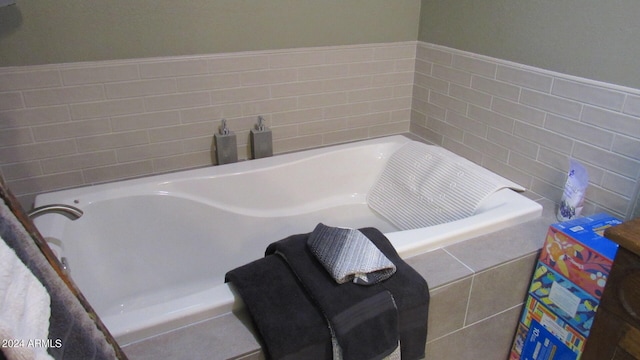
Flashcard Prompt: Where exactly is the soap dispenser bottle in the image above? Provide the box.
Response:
[250,116,273,159]
[214,119,238,165]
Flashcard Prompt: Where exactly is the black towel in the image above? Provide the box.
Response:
[267,233,399,360]
[225,255,332,360]
[226,227,429,360]
[358,228,430,359]
[267,227,429,360]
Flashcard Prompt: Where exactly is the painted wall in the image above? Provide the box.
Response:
[5,0,639,88]
[0,0,420,66]
[418,0,640,89]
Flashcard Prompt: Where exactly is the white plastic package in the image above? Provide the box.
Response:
[557,159,589,221]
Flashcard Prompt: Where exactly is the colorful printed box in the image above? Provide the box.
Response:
[510,213,622,359]
[539,213,621,299]
[509,322,530,360]
[528,261,599,336]
[520,297,586,353]
[520,320,578,360]
[509,274,595,360]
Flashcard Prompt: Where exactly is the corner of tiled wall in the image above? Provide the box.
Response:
[3,39,639,219]
[0,42,417,209]
[412,42,640,220]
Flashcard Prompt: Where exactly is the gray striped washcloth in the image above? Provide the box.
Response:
[307,223,396,285]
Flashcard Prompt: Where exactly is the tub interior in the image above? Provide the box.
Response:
[32,135,543,344]
[64,194,398,317]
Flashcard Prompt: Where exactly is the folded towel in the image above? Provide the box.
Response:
[307,223,396,285]
[0,237,53,360]
[267,228,429,360]
[226,227,429,360]
[309,225,400,358]
[267,233,398,360]
[342,228,430,360]
[368,141,525,229]
[225,255,333,360]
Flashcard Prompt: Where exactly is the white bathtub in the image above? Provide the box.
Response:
[33,135,542,345]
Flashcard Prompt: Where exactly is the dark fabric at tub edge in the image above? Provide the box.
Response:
[268,234,399,360]
[359,227,430,359]
[225,255,332,360]
[225,226,429,360]
[267,227,429,360]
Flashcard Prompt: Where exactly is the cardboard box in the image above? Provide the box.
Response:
[520,297,586,353]
[528,261,599,336]
[539,213,621,299]
[520,320,578,360]
[509,276,586,360]
[509,322,530,360]
[510,213,622,359]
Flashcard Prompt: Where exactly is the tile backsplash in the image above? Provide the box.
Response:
[0,42,415,208]
[412,42,640,220]
[1,40,639,220]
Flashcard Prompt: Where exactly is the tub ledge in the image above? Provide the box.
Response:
[122,199,556,360]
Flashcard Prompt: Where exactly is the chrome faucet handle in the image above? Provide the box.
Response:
[28,204,83,220]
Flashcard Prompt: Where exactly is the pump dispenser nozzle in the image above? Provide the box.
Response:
[220,118,230,135]
[250,115,273,159]
[214,118,237,165]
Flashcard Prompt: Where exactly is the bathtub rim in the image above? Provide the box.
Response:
[34,135,413,209]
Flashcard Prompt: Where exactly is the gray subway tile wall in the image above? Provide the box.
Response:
[412,42,640,220]
[0,40,639,219]
[0,42,416,208]
[624,95,640,116]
